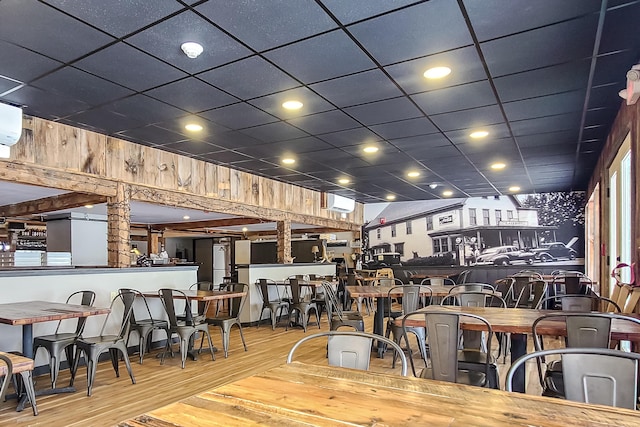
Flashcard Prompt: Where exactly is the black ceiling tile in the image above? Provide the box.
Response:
[592,51,637,87]
[309,69,402,107]
[201,150,252,164]
[318,127,381,147]
[287,110,360,134]
[0,0,115,62]
[207,130,264,149]
[413,145,464,161]
[344,97,422,125]
[588,83,623,109]
[66,108,144,134]
[118,125,190,145]
[198,56,300,99]
[154,116,230,139]
[322,0,418,25]
[370,117,438,140]
[330,156,370,169]
[231,159,277,171]
[195,0,337,51]
[276,136,334,154]
[126,11,252,74]
[494,60,591,102]
[272,157,327,174]
[584,108,618,129]
[599,2,640,54]
[481,15,598,77]
[389,133,452,150]
[200,102,278,129]
[263,30,376,84]
[161,140,220,156]
[0,77,22,95]
[429,105,504,132]
[503,91,586,122]
[145,78,237,113]
[239,121,308,143]
[455,137,514,157]
[581,125,610,142]
[341,141,401,158]
[74,42,187,92]
[348,0,472,65]
[0,40,63,83]
[43,0,183,38]
[248,87,334,120]
[271,173,315,183]
[521,143,578,157]
[384,46,487,95]
[511,112,583,137]
[106,95,186,124]
[295,148,350,162]
[3,85,89,118]
[463,0,601,41]
[412,80,496,115]
[515,131,578,148]
[31,66,134,106]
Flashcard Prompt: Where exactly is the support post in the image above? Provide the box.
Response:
[107,182,131,267]
[277,219,293,264]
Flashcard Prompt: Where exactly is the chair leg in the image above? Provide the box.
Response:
[87,351,98,396]
[179,337,188,369]
[109,348,120,377]
[117,342,136,385]
[221,326,230,358]
[69,348,83,387]
[204,330,216,361]
[18,371,38,416]
[236,323,248,352]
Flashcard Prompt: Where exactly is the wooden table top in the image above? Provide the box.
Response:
[119,362,639,427]
[143,290,246,301]
[401,306,640,339]
[0,301,110,326]
[347,285,501,298]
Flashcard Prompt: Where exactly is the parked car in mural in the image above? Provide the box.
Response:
[362,252,402,269]
[475,245,535,266]
[531,242,577,262]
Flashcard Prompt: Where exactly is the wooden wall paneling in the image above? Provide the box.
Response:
[10,116,36,163]
[203,162,218,197]
[229,169,242,202]
[54,124,107,175]
[32,119,61,167]
[217,165,231,199]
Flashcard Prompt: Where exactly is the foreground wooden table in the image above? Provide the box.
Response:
[119,362,639,427]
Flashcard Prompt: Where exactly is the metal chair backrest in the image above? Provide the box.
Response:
[406,310,492,384]
[189,281,214,291]
[506,348,640,409]
[287,278,304,304]
[376,268,394,279]
[118,288,152,325]
[0,354,13,402]
[286,331,408,376]
[386,285,422,315]
[537,294,621,312]
[457,269,471,284]
[448,283,495,293]
[441,291,506,309]
[220,282,248,318]
[509,273,541,305]
[257,278,280,305]
[99,289,136,339]
[55,290,96,335]
[159,288,194,326]
[420,277,455,286]
[321,281,342,319]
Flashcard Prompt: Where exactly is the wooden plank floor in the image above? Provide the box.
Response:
[0,310,549,426]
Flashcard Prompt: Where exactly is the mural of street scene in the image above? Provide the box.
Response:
[363,192,585,268]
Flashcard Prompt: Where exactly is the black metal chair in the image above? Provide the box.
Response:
[286,278,320,332]
[257,279,289,330]
[119,288,170,364]
[32,290,95,389]
[322,281,364,332]
[158,288,216,368]
[206,283,248,358]
[69,290,136,396]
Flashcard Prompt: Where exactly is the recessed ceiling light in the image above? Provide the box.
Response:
[363,146,379,153]
[442,190,453,197]
[242,227,248,232]
[429,183,438,189]
[423,66,451,79]
[407,171,420,178]
[181,42,204,59]
[282,100,303,110]
[84,204,93,209]
[282,158,296,165]
[470,130,489,139]
[490,162,506,170]
[386,194,396,201]
[183,215,190,220]
[338,178,350,184]
[184,123,203,132]
[509,186,521,192]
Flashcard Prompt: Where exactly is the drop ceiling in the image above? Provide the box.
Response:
[1,0,638,203]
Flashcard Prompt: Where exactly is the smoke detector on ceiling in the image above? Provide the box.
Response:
[181,42,203,59]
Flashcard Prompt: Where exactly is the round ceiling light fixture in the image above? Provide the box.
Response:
[183,215,190,220]
[282,157,296,165]
[490,162,506,170]
[184,123,203,132]
[423,66,451,79]
[508,186,521,192]
[338,178,350,184]
[386,194,396,201]
[181,42,204,59]
[84,204,94,209]
[442,190,453,197]
[363,146,379,153]
[407,171,420,178]
[282,100,303,110]
[470,130,489,139]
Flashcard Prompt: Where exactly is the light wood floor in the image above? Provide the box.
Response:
[0,310,549,427]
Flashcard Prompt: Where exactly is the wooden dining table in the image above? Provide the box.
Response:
[346,285,500,357]
[401,305,640,392]
[119,361,640,427]
[142,289,247,317]
[0,300,110,409]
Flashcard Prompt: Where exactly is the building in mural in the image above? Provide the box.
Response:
[363,195,580,267]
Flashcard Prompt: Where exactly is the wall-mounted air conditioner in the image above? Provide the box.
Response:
[325,194,355,213]
[0,103,22,158]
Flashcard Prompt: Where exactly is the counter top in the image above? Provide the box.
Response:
[0,265,198,278]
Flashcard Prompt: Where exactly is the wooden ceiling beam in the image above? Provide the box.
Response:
[0,192,107,217]
[150,217,265,231]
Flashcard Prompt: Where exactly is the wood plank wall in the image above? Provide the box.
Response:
[587,99,639,311]
[2,116,363,230]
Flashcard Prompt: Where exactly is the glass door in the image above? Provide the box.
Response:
[608,133,632,288]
